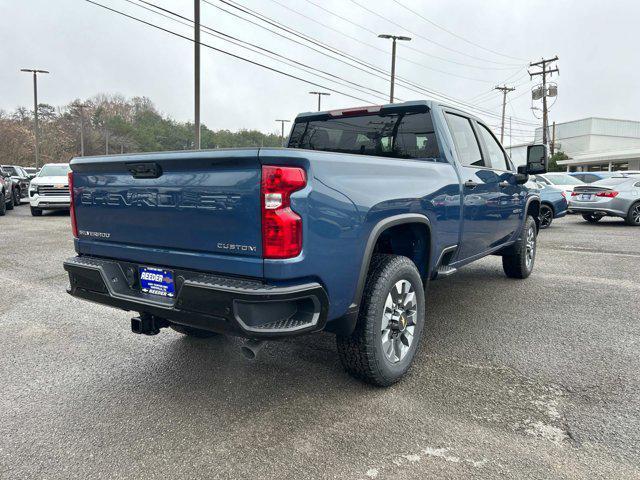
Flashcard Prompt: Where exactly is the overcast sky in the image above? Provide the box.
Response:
[1,0,639,144]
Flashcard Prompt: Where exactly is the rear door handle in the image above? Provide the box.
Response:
[464,180,479,189]
[499,181,511,188]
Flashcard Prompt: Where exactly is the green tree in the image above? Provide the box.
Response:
[548,151,569,172]
[0,94,285,166]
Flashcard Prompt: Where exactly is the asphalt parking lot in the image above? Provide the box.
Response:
[1,205,639,479]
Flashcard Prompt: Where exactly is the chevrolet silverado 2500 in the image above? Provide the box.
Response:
[64,101,547,386]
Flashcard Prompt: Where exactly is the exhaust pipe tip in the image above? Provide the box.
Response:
[241,339,265,360]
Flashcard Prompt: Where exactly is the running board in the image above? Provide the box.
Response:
[436,265,458,277]
[434,245,458,279]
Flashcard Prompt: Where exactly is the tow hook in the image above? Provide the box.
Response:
[131,313,168,335]
[240,339,266,360]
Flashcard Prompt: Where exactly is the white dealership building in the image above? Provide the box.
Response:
[508,117,640,172]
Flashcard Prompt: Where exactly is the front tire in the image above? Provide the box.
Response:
[539,204,553,229]
[0,196,6,216]
[12,188,20,206]
[30,206,42,216]
[626,202,640,226]
[336,254,425,387]
[6,194,14,210]
[582,213,602,223]
[170,324,219,338]
[502,215,537,279]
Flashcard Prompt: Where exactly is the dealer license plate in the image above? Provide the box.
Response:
[139,266,175,298]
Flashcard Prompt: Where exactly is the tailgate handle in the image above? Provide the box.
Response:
[126,162,163,179]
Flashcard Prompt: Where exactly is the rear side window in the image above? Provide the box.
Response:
[288,110,441,161]
[477,124,509,170]
[444,113,484,167]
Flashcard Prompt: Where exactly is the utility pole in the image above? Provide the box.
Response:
[378,34,411,103]
[495,85,515,144]
[76,103,89,156]
[275,119,290,146]
[20,68,49,169]
[194,0,201,149]
[529,56,559,147]
[309,91,330,111]
[551,121,556,155]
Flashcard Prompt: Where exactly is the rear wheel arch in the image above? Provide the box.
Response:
[352,214,432,310]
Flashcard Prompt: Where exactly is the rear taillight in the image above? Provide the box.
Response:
[68,171,78,238]
[571,190,618,197]
[261,165,306,259]
[561,191,566,198]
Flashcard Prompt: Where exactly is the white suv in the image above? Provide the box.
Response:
[29,163,71,216]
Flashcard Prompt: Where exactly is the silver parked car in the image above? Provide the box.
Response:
[569,173,640,226]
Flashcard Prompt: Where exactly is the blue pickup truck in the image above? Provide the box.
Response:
[64,101,547,386]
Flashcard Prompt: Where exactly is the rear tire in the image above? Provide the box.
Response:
[0,196,6,216]
[626,202,640,226]
[336,254,425,387]
[539,204,553,229]
[30,206,42,216]
[170,324,220,338]
[582,213,602,223]
[502,215,537,279]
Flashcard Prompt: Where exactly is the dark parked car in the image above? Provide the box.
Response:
[530,181,568,229]
[1,165,30,206]
[0,167,15,215]
[23,167,38,179]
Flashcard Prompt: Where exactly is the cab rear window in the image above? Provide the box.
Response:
[288,111,442,162]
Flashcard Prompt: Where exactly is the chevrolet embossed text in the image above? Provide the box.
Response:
[80,190,241,211]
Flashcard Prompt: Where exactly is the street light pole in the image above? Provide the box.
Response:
[309,91,330,111]
[20,68,49,168]
[76,103,89,156]
[194,0,201,149]
[275,119,290,146]
[378,35,411,103]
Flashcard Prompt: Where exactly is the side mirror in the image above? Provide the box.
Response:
[525,144,548,174]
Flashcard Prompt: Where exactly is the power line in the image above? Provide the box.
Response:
[132,0,392,101]
[391,0,526,62]
[294,0,521,72]
[208,0,540,126]
[83,0,378,104]
[209,0,400,85]
[111,0,540,129]
[348,0,522,67]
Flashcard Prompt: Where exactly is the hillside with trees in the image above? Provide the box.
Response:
[0,94,283,166]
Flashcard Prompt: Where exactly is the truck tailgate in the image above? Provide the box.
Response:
[71,149,263,278]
